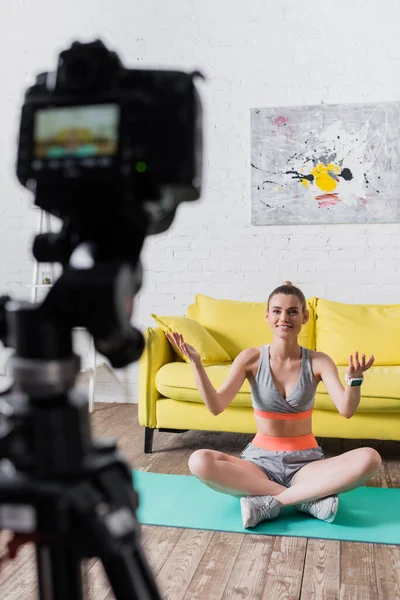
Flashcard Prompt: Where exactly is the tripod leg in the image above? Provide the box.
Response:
[101,540,162,600]
[36,543,83,600]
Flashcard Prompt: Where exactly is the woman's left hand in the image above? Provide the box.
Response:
[346,351,375,378]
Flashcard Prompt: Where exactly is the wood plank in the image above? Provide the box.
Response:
[0,535,34,583]
[91,403,137,438]
[262,536,308,599]
[385,458,400,487]
[154,529,214,600]
[0,547,35,600]
[366,460,389,488]
[22,557,100,600]
[374,544,400,600]
[222,534,275,599]
[126,440,149,469]
[300,539,340,600]
[140,524,156,545]
[0,542,38,599]
[184,532,243,599]
[88,403,116,428]
[90,402,127,429]
[82,558,111,600]
[340,542,379,600]
[142,526,184,577]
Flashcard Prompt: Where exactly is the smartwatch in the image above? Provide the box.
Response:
[345,373,364,387]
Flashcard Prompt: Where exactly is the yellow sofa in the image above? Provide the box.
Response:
[138,294,400,453]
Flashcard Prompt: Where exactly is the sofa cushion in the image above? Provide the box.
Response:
[316,365,400,410]
[156,363,400,413]
[151,314,231,366]
[156,363,251,406]
[318,365,400,399]
[316,298,400,366]
[314,393,400,412]
[193,294,315,359]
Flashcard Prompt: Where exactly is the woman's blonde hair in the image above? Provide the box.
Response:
[267,281,306,311]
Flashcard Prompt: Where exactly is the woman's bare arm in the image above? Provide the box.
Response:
[166,332,258,415]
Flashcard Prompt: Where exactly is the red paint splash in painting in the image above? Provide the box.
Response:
[272,115,295,137]
[273,116,289,127]
[315,193,341,207]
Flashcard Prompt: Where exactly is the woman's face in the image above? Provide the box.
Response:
[266,294,308,338]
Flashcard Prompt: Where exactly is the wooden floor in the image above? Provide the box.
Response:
[1,402,400,599]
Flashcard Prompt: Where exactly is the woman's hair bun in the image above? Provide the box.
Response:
[283,280,293,286]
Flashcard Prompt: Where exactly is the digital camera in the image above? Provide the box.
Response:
[16,39,203,238]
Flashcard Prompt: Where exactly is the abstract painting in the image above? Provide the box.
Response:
[251,101,400,225]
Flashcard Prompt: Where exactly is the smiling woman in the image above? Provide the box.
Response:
[166,281,381,529]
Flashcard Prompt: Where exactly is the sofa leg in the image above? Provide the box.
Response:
[144,427,155,454]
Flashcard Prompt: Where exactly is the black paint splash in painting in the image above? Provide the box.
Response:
[285,170,314,183]
[339,168,353,181]
[364,173,380,194]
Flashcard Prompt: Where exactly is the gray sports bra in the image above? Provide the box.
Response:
[251,344,318,415]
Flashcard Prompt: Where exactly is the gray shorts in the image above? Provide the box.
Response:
[240,443,325,488]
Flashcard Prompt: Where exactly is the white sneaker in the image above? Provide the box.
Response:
[296,494,339,523]
[240,495,280,528]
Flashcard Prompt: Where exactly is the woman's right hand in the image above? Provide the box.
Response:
[165,332,202,365]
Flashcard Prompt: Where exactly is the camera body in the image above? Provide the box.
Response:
[16,40,203,236]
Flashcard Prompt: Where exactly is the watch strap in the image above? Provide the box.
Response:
[345,373,364,386]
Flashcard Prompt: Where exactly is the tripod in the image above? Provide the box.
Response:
[0,261,162,600]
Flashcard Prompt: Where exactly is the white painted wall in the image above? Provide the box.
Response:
[1,0,400,401]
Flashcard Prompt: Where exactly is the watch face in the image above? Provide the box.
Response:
[351,380,363,386]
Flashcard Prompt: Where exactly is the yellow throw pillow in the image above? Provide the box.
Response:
[316,298,400,365]
[151,314,232,366]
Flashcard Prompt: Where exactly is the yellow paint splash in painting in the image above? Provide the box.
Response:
[310,163,341,192]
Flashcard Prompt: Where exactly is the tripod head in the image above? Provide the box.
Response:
[0,39,204,599]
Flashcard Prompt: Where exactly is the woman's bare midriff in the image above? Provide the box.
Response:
[254,415,313,438]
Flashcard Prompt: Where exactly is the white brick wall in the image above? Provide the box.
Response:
[1,0,400,400]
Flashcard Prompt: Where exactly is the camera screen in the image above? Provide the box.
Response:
[33,104,119,160]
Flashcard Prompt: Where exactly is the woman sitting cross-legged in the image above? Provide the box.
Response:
[166,281,382,528]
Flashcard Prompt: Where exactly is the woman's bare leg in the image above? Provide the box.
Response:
[188,448,287,497]
[272,447,382,506]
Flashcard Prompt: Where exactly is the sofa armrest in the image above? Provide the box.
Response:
[138,326,174,428]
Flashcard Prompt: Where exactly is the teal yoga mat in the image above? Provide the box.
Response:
[133,470,400,545]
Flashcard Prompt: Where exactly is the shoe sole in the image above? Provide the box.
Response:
[323,496,339,523]
[240,497,253,528]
